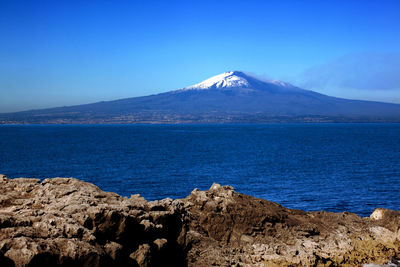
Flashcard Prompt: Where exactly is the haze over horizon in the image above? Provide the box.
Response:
[1,0,400,112]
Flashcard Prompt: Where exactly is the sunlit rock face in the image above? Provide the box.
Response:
[1,175,400,266]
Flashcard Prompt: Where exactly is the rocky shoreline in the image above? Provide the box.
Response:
[0,174,399,266]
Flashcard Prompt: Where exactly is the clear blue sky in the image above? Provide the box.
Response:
[1,0,399,112]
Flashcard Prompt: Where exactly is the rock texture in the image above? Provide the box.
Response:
[0,174,399,266]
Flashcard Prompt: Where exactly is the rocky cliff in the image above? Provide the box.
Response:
[0,174,399,266]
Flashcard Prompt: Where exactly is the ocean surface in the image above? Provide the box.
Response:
[1,124,399,217]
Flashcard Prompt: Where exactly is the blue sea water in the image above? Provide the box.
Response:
[0,124,399,217]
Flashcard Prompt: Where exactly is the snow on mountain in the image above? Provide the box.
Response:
[182,71,291,91]
[2,70,400,123]
[184,71,250,90]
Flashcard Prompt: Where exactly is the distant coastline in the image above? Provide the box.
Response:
[2,114,400,124]
[2,72,400,124]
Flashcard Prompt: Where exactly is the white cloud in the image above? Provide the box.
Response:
[298,52,400,91]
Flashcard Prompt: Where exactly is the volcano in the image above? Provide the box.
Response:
[2,71,400,123]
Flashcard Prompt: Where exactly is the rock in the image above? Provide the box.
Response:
[371,208,387,220]
[130,244,151,267]
[0,176,399,266]
[153,238,167,251]
[182,183,400,266]
[0,176,185,266]
[104,241,123,260]
[0,174,7,182]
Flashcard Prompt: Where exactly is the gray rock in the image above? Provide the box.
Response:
[0,176,400,266]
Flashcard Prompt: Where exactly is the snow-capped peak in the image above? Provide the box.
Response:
[182,71,292,91]
[184,71,251,90]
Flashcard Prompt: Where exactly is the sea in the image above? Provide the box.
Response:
[1,123,399,217]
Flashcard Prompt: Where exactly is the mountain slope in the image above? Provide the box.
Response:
[1,71,400,123]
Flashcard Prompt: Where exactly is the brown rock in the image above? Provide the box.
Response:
[0,176,399,266]
[153,238,168,251]
[130,244,151,267]
[0,176,185,266]
[182,183,400,266]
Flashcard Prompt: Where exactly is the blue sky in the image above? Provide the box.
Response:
[1,0,399,112]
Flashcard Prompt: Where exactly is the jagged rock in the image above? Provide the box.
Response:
[0,176,399,266]
[0,175,184,266]
[183,184,400,266]
[130,243,151,267]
